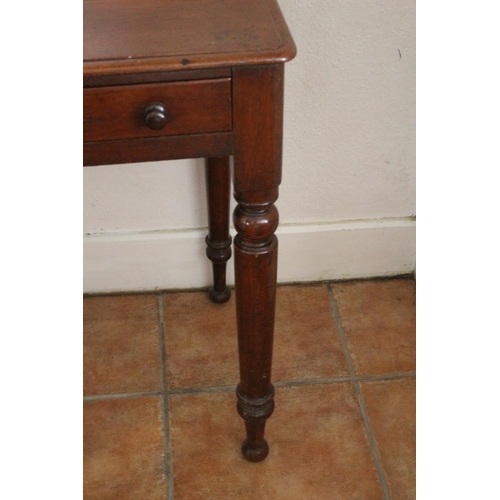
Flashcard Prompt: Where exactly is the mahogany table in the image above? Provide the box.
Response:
[84,0,296,462]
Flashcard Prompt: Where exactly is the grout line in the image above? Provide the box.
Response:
[82,372,417,402]
[158,294,175,500]
[355,372,416,382]
[83,391,162,401]
[274,373,415,387]
[274,377,352,388]
[83,371,418,402]
[168,385,236,396]
[328,285,392,500]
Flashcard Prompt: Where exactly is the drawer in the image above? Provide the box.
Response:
[83,78,232,142]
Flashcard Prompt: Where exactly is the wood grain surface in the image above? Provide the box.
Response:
[83,0,296,75]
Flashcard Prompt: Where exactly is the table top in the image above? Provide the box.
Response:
[84,0,296,76]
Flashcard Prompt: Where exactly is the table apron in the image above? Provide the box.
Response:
[83,132,234,166]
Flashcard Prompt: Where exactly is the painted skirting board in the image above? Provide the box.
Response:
[83,218,415,294]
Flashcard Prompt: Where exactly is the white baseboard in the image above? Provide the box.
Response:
[83,218,415,293]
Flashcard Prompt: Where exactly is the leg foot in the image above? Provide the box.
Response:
[236,384,275,462]
[208,281,231,303]
[242,439,269,462]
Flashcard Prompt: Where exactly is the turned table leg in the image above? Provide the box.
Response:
[232,64,285,462]
[205,157,232,304]
[233,188,279,462]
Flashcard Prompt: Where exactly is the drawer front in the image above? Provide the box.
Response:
[83,78,232,142]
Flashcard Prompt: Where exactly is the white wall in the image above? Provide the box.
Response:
[83,0,415,293]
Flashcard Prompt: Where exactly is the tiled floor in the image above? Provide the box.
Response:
[84,278,416,500]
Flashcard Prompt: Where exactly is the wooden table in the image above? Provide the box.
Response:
[84,0,296,462]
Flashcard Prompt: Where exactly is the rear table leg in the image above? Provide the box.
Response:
[205,157,232,304]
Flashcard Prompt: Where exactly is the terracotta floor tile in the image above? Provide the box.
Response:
[360,378,416,500]
[84,396,167,500]
[273,285,349,381]
[169,384,383,500]
[84,295,162,396]
[164,285,348,390]
[163,292,239,389]
[332,279,416,375]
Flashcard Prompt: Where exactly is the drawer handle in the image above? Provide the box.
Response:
[144,102,168,130]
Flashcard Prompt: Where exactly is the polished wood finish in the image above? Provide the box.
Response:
[83,0,295,75]
[144,103,168,131]
[83,0,296,462]
[84,67,232,88]
[232,64,283,461]
[205,157,232,304]
[84,79,232,142]
[84,132,233,166]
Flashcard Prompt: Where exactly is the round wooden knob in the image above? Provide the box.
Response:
[144,103,168,130]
